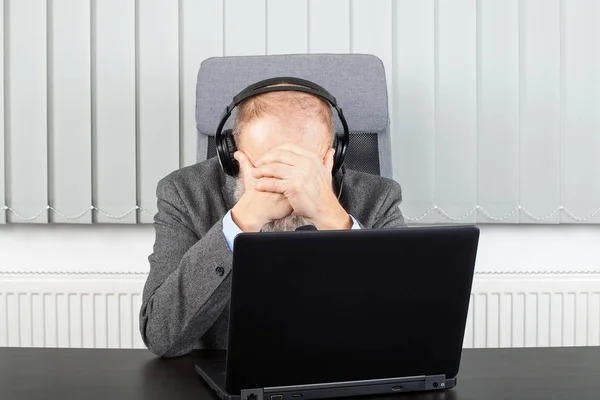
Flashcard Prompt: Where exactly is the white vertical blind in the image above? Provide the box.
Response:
[267,0,307,55]
[1,0,600,224]
[477,0,520,224]
[519,0,561,224]
[561,0,600,224]
[94,0,137,223]
[6,0,48,223]
[435,0,477,224]
[180,0,223,167]
[224,0,266,56]
[308,0,350,53]
[137,0,180,223]
[50,0,92,224]
[393,0,436,224]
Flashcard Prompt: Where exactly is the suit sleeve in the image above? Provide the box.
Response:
[139,177,232,357]
[373,180,407,228]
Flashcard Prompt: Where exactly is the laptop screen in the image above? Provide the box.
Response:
[225,227,479,394]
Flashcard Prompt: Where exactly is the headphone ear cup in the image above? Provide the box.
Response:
[332,132,344,174]
[222,129,239,176]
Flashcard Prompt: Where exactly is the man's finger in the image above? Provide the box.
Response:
[254,178,287,194]
[275,143,314,157]
[254,148,299,167]
[252,163,293,179]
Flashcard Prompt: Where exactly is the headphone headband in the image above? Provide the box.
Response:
[215,77,350,177]
[232,85,337,110]
[238,76,336,102]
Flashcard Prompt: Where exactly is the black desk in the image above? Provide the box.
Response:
[1,347,599,400]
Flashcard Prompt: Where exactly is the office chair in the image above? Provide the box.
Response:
[195,53,393,179]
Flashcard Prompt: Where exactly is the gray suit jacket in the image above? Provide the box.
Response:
[139,157,406,357]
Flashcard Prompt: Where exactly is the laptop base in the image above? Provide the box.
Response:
[193,350,456,400]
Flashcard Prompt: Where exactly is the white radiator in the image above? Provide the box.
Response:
[1,275,599,349]
[0,276,146,348]
[464,275,600,348]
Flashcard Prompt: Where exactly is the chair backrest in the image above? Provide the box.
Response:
[195,53,392,178]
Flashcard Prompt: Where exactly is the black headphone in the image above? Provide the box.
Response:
[214,77,350,178]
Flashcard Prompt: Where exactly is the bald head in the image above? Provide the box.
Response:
[233,87,335,163]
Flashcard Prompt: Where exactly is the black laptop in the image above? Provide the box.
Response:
[193,225,480,400]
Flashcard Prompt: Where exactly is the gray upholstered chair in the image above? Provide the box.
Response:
[195,53,393,179]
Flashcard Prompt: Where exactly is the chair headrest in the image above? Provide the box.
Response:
[195,53,389,136]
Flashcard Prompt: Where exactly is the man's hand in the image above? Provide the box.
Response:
[231,151,293,232]
[252,144,352,230]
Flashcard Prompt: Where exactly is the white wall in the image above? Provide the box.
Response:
[1,225,599,275]
[0,225,152,275]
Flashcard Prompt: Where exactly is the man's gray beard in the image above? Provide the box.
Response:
[233,179,313,232]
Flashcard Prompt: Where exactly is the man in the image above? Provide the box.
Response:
[140,82,406,357]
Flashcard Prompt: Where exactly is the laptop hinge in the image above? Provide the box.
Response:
[241,388,264,400]
[425,374,447,390]
[241,375,447,399]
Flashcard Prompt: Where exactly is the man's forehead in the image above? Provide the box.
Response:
[242,114,328,139]
[239,116,328,158]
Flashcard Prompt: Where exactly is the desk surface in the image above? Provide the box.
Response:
[1,346,599,400]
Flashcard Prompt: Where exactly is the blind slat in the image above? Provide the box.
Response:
[94,0,136,223]
[392,0,436,224]
[477,0,519,223]
[138,0,180,223]
[0,0,5,224]
[224,0,266,56]
[50,0,92,223]
[435,0,477,224]
[520,0,561,223]
[267,0,307,55]
[181,0,223,167]
[561,0,600,224]
[7,0,48,223]
[308,0,350,53]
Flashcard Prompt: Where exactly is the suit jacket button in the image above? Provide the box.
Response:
[215,266,225,276]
